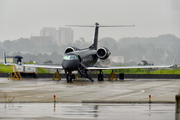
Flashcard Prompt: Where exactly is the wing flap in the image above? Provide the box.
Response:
[86,65,172,70]
[3,51,63,69]
[87,53,177,70]
[23,64,63,69]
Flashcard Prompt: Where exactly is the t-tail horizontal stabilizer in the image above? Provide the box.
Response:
[66,23,135,50]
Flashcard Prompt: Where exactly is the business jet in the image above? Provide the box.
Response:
[3,23,176,83]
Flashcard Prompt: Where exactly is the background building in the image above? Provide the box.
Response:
[40,27,57,42]
[111,56,124,64]
[58,28,73,43]
[31,36,53,46]
[31,27,74,45]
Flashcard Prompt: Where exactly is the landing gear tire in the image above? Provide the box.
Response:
[98,74,104,81]
[69,78,72,83]
[66,74,70,83]
[66,74,73,83]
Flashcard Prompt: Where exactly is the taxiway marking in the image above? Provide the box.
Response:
[106,90,145,100]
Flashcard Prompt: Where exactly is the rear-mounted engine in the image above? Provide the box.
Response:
[97,47,111,59]
[65,47,79,53]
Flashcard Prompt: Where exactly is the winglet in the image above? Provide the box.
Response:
[3,51,7,65]
[171,53,177,67]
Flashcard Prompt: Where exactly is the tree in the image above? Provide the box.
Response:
[141,60,148,65]
[44,60,53,64]
[140,60,154,66]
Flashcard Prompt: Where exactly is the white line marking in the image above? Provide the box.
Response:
[106,90,145,100]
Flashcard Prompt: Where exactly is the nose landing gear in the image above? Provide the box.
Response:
[66,71,75,83]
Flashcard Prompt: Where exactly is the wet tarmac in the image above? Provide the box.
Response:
[0,103,179,120]
[0,78,180,119]
[0,78,179,103]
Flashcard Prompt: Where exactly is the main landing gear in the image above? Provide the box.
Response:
[98,70,104,81]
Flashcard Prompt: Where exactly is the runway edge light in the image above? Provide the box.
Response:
[149,95,151,103]
[54,95,56,103]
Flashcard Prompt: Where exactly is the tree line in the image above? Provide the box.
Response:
[0,34,180,65]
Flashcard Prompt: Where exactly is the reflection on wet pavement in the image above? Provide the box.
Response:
[0,78,179,103]
[0,103,178,120]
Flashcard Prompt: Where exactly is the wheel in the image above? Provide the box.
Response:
[69,78,72,83]
[66,74,70,83]
[66,74,73,83]
[98,74,104,81]
[98,74,101,81]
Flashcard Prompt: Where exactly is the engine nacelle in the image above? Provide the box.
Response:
[97,47,111,59]
[65,47,79,54]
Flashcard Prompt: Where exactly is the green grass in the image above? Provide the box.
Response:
[1,64,180,74]
[102,68,149,74]
[102,68,180,74]
[37,68,50,73]
[150,69,180,74]
[0,64,11,73]
[0,64,50,73]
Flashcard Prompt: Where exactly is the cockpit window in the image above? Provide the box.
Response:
[63,55,78,60]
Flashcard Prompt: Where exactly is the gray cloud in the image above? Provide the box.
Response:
[0,0,179,41]
[171,0,180,11]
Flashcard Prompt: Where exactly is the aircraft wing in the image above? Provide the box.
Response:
[87,53,177,70]
[22,64,63,69]
[4,62,63,69]
[3,51,176,70]
[86,64,172,70]
[87,58,176,70]
[3,51,63,69]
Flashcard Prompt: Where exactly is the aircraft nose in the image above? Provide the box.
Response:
[62,59,80,70]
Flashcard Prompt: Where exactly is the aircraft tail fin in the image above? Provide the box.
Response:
[89,23,99,50]
[66,23,135,50]
[89,23,135,50]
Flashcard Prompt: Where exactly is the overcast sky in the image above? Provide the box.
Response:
[0,0,180,42]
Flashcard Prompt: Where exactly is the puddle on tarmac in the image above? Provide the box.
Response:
[0,103,178,120]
